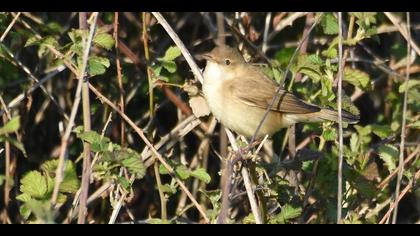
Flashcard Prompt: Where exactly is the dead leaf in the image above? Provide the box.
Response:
[189,96,210,118]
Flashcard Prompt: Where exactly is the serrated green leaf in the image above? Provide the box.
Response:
[121,152,146,179]
[16,193,32,202]
[321,13,339,35]
[322,127,337,141]
[190,168,211,184]
[93,33,115,50]
[322,47,337,59]
[175,165,190,180]
[24,36,41,47]
[274,204,302,224]
[117,176,131,190]
[378,144,398,173]
[159,163,170,175]
[0,116,20,135]
[88,56,111,76]
[20,171,48,199]
[161,183,177,194]
[344,67,370,89]
[75,129,111,152]
[162,46,181,61]
[371,124,392,139]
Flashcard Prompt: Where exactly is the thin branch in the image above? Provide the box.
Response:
[267,12,308,42]
[392,12,411,224]
[51,12,98,208]
[77,12,97,224]
[88,84,210,223]
[379,168,420,224]
[114,12,126,146]
[0,12,22,42]
[250,13,323,145]
[151,12,204,84]
[384,12,420,58]
[378,145,420,190]
[224,128,263,224]
[336,12,344,224]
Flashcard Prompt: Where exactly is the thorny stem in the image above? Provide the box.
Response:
[336,12,344,224]
[392,12,411,224]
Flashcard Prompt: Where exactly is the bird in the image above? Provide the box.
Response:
[201,45,359,139]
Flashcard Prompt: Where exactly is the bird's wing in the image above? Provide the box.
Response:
[227,68,320,114]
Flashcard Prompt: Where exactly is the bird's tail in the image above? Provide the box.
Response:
[291,108,360,124]
[316,108,360,124]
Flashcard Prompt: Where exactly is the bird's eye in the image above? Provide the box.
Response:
[224,59,231,65]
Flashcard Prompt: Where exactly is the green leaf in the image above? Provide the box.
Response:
[159,164,170,175]
[0,116,20,135]
[16,193,32,202]
[321,13,339,35]
[39,159,80,194]
[273,204,302,224]
[19,204,32,220]
[20,171,48,199]
[93,33,115,50]
[275,47,296,66]
[121,153,146,179]
[399,80,420,93]
[322,127,337,141]
[190,168,211,184]
[161,183,177,194]
[378,144,398,173]
[117,176,131,190]
[160,60,177,73]
[350,133,358,153]
[371,124,392,139]
[24,36,41,47]
[162,46,181,61]
[322,47,337,59]
[75,128,111,152]
[175,165,190,180]
[344,67,370,89]
[88,56,111,76]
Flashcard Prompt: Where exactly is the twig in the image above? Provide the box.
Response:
[379,168,420,224]
[88,84,210,223]
[224,129,262,224]
[51,12,98,209]
[0,12,21,42]
[336,12,344,224]
[267,12,308,42]
[378,145,420,190]
[250,13,323,145]
[154,162,167,221]
[142,12,155,119]
[114,12,126,146]
[77,12,97,224]
[151,12,204,84]
[392,12,411,224]
[262,12,272,53]
[384,12,420,58]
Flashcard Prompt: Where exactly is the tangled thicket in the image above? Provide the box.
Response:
[0,12,419,224]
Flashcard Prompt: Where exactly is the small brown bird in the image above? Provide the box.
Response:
[202,45,359,139]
